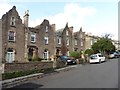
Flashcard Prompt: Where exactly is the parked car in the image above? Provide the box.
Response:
[108,52,120,59]
[89,53,106,64]
[58,55,77,65]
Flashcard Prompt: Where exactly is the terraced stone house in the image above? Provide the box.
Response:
[1,6,87,63]
[73,27,85,52]
[55,23,74,56]
[1,6,56,63]
[1,6,26,63]
[55,23,86,56]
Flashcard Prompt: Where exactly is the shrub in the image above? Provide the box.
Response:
[28,55,32,61]
[70,51,80,59]
[84,49,94,56]
[2,68,55,80]
[32,56,44,61]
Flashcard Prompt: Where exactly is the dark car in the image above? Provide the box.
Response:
[58,56,77,65]
[109,52,120,59]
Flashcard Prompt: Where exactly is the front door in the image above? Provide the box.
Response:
[43,49,49,60]
[6,50,15,63]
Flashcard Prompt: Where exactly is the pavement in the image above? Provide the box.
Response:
[2,64,80,88]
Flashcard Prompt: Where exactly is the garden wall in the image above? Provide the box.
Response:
[4,61,53,73]
[4,60,66,73]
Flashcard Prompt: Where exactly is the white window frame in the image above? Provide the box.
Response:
[66,30,68,36]
[58,37,61,44]
[45,26,48,32]
[8,31,15,41]
[31,32,36,43]
[6,50,15,63]
[94,39,97,43]
[43,50,49,60]
[44,37,48,44]
[91,40,93,45]
[81,40,83,46]
[10,16,15,26]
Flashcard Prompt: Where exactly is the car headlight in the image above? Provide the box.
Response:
[67,60,71,62]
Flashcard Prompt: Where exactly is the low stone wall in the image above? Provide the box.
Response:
[4,61,53,73]
[4,60,66,73]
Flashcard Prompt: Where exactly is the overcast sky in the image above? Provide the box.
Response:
[0,0,118,40]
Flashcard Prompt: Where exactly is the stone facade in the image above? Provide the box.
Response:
[84,33,99,50]
[73,27,85,52]
[4,62,53,73]
[0,19,2,63]
[26,19,55,60]
[1,6,87,63]
[55,23,73,56]
[55,23,86,56]
[112,40,120,51]
[2,6,25,63]
[1,6,56,63]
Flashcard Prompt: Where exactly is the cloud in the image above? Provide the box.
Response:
[0,0,119,3]
[29,3,96,32]
[0,3,13,18]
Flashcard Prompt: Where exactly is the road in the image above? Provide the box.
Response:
[8,59,118,89]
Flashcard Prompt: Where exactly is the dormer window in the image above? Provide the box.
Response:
[80,34,83,38]
[58,37,61,44]
[10,16,15,26]
[66,30,68,36]
[45,26,48,32]
[81,39,83,46]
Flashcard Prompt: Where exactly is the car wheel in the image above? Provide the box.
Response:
[99,59,101,64]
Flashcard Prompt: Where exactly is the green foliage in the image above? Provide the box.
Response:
[92,36,116,55]
[79,51,83,55]
[2,68,55,80]
[28,55,32,61]
[84,49,94,56]
[70,51,80,59]
[31,56,44,61]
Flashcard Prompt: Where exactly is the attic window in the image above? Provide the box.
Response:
[10,16,16,26]
[45,26,48,32]
[58,37,61,44]
[66,30,68,36]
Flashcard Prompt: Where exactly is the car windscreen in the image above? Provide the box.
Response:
[61,56,69,60]
[90,55,97,59]
[98,54,103,57]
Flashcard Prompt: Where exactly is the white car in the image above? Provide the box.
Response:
[89,53,106,64]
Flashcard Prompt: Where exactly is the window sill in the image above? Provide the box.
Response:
[10,25,16,28]
[31,42,36,44]
[8,40,16,43]
[45,44,48,45]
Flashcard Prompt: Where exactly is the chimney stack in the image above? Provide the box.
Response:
[23,10,29,27]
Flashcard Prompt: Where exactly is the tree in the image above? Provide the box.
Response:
[84,49,94,56]
[61,45,68,55]
[70,51,80,59]
[92,35,116,55]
